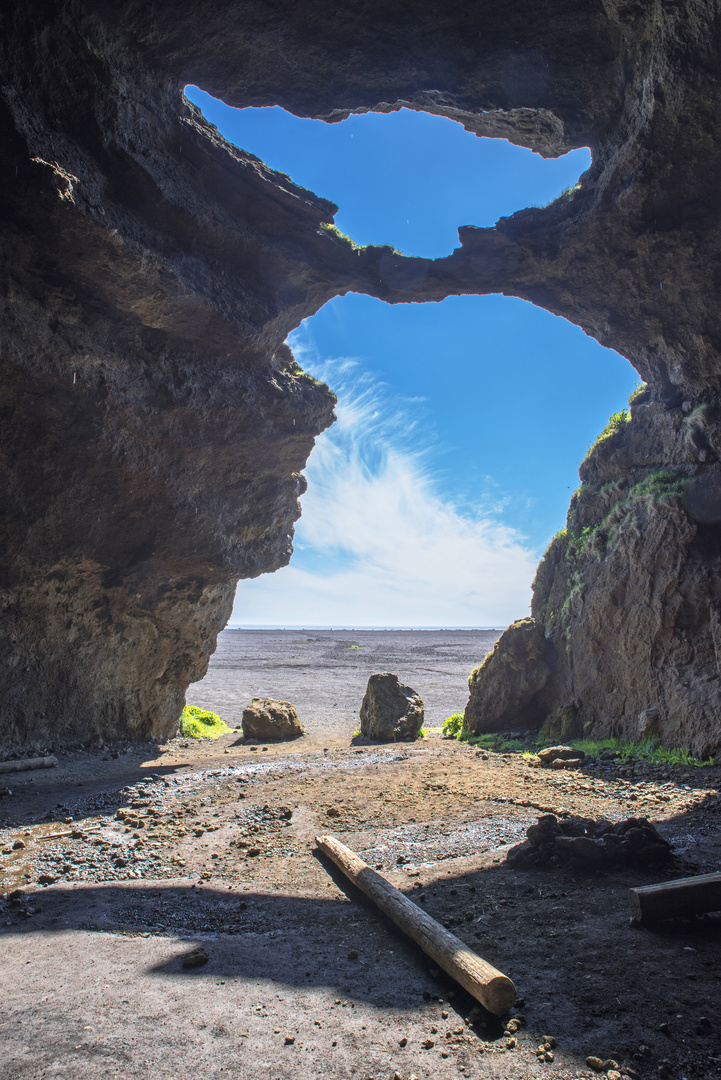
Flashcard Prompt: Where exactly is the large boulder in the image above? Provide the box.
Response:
[464,618,553,734]
[359,674,424,742]
[241,698,305,742]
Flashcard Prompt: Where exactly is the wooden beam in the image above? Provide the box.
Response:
[315,833,516,1016]
[629,871,721,926]
[0,756,58,774]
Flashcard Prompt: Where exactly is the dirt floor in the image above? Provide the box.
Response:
[2,632,721,1080]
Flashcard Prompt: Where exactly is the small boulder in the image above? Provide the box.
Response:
[182,946,209,970]
[549,755,585,769]
[554,835,610,862]
[538,745,585,766]
[241,698,305,742]
[359,673,424,742]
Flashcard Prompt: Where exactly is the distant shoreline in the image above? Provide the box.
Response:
[224,625,503,631]
[190,626,502,731]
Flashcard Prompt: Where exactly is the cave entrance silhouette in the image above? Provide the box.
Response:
[184,89,638,630]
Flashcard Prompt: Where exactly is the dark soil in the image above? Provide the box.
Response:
[1,631,720,1079]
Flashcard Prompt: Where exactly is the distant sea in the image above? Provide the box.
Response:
[226,625,502,631]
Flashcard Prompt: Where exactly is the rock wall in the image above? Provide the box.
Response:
[466,395,721,756]
[3,1,721,747]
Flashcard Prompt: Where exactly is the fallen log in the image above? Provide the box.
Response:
[38,827,101,841]
[315,834,516,1016]
[629,871,721,926]
[0,756,58,774]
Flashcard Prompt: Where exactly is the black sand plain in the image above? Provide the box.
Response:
[186,628,503,734]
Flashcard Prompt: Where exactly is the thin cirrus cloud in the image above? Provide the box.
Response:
[230,350,538,628]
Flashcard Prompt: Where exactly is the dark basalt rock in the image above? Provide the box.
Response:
[359,673,424,742]
[465,618,552,733]
[508,814,672,870]
[3,1,721,747]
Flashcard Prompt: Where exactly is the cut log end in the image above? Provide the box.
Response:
[629,871,721,926]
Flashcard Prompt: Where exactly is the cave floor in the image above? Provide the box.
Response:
[1,733,721,1080]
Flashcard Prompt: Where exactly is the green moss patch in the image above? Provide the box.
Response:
[442,714,525,752]
[441,722,714,767]
[179,705,231,739]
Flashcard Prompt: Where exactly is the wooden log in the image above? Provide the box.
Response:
[629,871,721,926]
[315,833,516,1015]
[0,756,58,774]
[38,827,101,841]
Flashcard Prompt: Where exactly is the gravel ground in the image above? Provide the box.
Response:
[2,632,721,1079]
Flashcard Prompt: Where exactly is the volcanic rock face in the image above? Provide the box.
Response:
[467,394,721,756]
[464,619,552,734]
[3,1,721,747]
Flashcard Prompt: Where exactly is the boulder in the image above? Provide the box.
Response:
[241,698,305,742]
[464,619,553,734]
[506,813,672,869]
[538,745,586,768]
[549,756,585,769]
[359,674,424,742]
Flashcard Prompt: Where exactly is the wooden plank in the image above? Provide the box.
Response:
[315,833,516,1016]
[0,756,58,774]
[629,871,721,926]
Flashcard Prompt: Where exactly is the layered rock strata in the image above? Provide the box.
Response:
[3,1,721,747]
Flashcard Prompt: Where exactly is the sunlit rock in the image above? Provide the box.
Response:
[241,698,305,742]
[359,673,424,742]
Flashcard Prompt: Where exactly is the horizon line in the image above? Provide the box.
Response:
[224,624,503,631]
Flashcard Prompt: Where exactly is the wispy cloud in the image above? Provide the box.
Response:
[231,348,538,627]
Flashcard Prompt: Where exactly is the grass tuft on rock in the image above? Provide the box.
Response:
[442,712,464,737]
[442,714,525,751]
[583,407,630,461]
[442,718,714,766]
[179,704,231,739]
[566,735,714,767]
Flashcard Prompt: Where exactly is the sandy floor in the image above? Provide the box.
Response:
[2,633,721,1080]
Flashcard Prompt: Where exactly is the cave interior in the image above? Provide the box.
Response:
[2,1,721,754]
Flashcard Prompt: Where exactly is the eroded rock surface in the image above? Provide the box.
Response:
[465,618,552,733]
[3,1,721,747]
[359,674,424,742]
[241,698,305,742]
[467,397,721,755]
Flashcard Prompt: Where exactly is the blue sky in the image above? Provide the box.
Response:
[185,88,638,628]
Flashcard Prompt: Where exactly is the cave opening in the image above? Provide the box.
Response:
[184,88,638,630]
